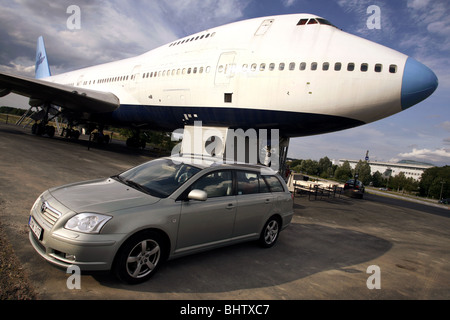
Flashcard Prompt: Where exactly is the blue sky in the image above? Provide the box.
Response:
[0,0,449,166]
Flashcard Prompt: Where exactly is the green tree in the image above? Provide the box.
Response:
[390,172,419,194]
[335,161,353,181]
[328,164,338,178]
[289,159,303,170]
[390,172,406,192]
[0,106,26,116]
[371,171,385,188]
[354,160,371,185]
[300,159,320,176]
[318,156,332,178]
[419,166,450,199]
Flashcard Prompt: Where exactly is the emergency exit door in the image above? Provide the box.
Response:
[215,52,236,86]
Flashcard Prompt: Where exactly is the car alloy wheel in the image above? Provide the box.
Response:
[259,217,280,248]
[114,231,164,284]
[126,239,160,279]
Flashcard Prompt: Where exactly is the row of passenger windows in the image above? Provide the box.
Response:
[169,32,216,47]
[70,60,398,86]
[140,61,398,80]
[224,62,398,74]
[141,66,212,79]
[97,75,130,84]
[70,66,214,86]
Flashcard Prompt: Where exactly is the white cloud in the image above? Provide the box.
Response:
[407,0,432,10]
[397,1,450,90]
[161,0,251,35]
[336,0,370,14]
[439,121,450,132]
[0,57,35,77]
[395,148,450,166]
[335,0,398,42]
[427,20,450,37]
[281,0,297,7]
[0,1,181,74]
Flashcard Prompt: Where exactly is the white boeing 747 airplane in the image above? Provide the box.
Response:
[0,13,438,164]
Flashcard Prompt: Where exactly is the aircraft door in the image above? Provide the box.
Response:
[76,75,84,87]
[255,19,274,36]
[215,52,236,86]
[128,65,142,100]
[130,65,141,85]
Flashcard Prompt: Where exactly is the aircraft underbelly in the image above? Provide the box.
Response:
[110,105,364,137]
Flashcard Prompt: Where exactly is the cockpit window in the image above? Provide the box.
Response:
[297,17,337,28]
[316,18,337,28]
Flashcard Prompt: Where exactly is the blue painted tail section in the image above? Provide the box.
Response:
[35,36,51,79]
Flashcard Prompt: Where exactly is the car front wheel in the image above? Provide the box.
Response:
[259,216,280,248]
[114,231,164,284]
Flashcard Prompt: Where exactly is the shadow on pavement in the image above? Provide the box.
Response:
[94,222,392,293]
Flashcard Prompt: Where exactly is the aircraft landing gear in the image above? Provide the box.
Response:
[61,127,81,140]
[126,136,146,149]
[31,122,55,138]
[30,103,58,138]
[92,131,110,144]
[86,124,111,145]
[126,129,146,149]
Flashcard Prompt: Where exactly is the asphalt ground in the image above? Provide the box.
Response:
[0,122,449,302]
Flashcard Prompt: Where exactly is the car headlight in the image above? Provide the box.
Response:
[65,213,112,234]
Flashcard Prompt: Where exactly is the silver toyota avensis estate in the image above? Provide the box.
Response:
[29,156,293,283]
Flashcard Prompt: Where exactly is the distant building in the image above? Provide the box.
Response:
[339,159,434,181]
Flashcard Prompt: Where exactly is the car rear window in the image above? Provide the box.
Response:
[263,175,285,192]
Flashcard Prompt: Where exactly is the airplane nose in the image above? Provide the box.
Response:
[401,57,438,110]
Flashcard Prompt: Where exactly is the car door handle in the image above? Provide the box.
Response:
[264,199,271,204]
[226,203,235,210]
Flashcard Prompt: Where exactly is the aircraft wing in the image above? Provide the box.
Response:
[0,72,119,113]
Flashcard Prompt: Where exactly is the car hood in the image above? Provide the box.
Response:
[48,178,160,214]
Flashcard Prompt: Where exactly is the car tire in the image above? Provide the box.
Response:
[113,230,165,284]
[259,216,280,248]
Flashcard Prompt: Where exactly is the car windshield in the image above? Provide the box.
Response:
[113,158,201,198]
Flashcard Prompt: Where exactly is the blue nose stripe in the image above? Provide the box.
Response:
[401,57,438,110]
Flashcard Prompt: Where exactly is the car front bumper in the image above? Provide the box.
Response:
[28,195,125,272]
[28,224,123,271]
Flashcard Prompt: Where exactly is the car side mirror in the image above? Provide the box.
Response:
[188,189,208,201]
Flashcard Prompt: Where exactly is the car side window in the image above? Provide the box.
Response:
[237,171,271,194]
[237,171,259,195]
[190,170,233,198]
[263,175,285,192]
[259,175,270,193]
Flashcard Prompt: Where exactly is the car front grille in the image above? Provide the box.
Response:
[38,201,62,226]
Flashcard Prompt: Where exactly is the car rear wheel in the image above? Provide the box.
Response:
[114,231,164,284]
[259,216,280,248]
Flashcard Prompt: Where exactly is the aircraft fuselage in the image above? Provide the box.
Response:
[45,14,438,137]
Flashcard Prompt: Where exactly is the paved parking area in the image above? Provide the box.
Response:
[0,123,449,300]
